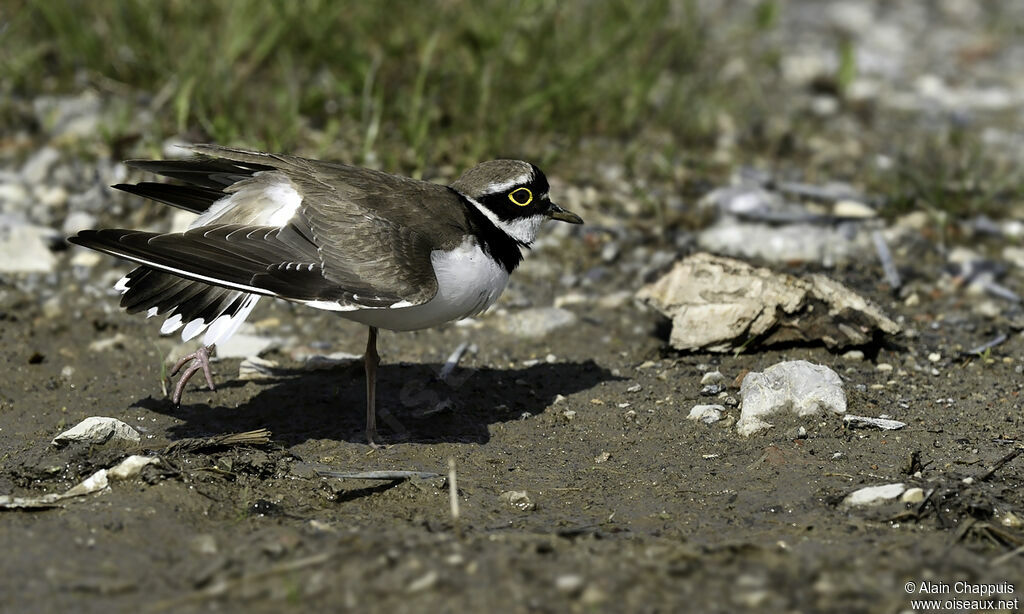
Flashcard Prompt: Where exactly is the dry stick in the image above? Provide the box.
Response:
[966,333,1008,357]
[448,457,461,538]
[163,429,272,454]
[872,230,902,290]
[439,342,471,383]
[991,543,1024,567]
[978,447,1024,482]
[317,470,441,480]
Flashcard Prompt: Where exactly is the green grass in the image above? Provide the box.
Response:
[1,0,752,172]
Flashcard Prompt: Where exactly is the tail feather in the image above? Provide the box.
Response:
[117,266,260,344]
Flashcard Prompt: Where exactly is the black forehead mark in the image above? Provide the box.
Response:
[529,163,549,191]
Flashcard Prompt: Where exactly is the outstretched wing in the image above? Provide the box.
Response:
[72,144,475,309]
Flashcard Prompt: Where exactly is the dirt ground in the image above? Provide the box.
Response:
[4,2,1024,612]
[2,222,1023,613]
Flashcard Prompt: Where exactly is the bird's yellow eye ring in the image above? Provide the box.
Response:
[509,187,533,206]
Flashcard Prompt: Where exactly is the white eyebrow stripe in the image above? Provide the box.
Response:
[481,172,534,196]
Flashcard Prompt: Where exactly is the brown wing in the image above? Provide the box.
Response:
[185,144,472,306]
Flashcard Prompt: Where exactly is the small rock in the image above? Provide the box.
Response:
[700,370,726,385]
[500,490,536,512]
[561,409,577,421]
[842,350,865,361]
[738,360,846,436]
[875,363,893,372]
[833,199,876,218]
[498,307,578,339]
[900,487,925,504]
[215,333,282,359]
[626,384,642,393]
[52,417,141,447]
[555,574,585,594]
[637,253,899,352]
[928,352,941,363]
[594,452,611,463]
[0,222,57,274]
[108,455,160,480]
[687,405,724,424]
[597,290,633,309]
[700,384,723,396]
[843,483,906,507]
[88,333,131,352]
[843,415,906,430]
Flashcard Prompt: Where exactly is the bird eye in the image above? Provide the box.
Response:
[508,187,533,206]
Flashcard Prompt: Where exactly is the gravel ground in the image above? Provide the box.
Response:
[2,2,1024,612]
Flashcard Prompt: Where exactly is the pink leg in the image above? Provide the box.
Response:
[169,345,216,405]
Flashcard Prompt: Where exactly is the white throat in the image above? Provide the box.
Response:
[464,196,545,245]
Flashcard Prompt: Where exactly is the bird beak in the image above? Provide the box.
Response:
[547,203,583,224]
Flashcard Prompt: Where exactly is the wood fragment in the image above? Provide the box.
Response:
[439,342,472,383]
[163,429,271,454]
[316,470,442,480]
[978,447,1023,482]
[843,415,906,430]
[871,230,901,290]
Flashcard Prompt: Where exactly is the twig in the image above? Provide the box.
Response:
[978,447,1024,482]
[439,342,472,383]
[992,543,1024,566]
[843,415,906,431]
[872,230,901,290]
[448,457,461,538]
[163,429,272,454]
[317,470,441,480]
[966,333,1008,357]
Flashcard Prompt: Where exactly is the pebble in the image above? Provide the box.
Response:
[842,350,865,361]
[497,307,578,339]
[500,490,535,512]
[875,363,893,372]
[52,416,141,447]
[842,483,906,506]
[700,370,726,385]
[900,487,925,503]
[215,332,283,359]
[928,352,941,363]
[687,405,724,424]
[0,222,57,274]
[700,384,723,396]
[555,574,585,594]
[738,360,846,436]
[108,455,160,480]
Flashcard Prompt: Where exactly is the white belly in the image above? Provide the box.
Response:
[338,238,509,331]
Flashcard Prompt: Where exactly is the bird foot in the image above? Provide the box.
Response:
[168,345,216,405]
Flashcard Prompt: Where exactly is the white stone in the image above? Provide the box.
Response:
[738,361,846,436]
[843,483,906,507]
[52,416,141,447]
[687,405,724,424]
[900,487,925,503]
[108,455,160,480]
[0,223,56,273]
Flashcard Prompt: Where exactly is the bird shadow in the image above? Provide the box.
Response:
[133,359,618,445]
